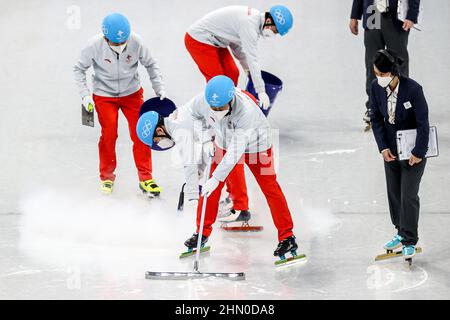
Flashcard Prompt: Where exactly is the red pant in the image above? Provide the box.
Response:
[93,88,152,182]
[196,147,294,241]
[185,32,248,210]
[185,32,240,85]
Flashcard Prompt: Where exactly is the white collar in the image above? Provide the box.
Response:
[386,79,400,96]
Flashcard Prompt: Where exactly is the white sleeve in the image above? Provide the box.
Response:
[73,42,94,98]
[138,38,165,94]
[229,43,249,71]
[188,95,213,144]
[239,25,265,94]
[175,128,201,201]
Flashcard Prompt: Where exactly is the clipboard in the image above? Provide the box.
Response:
[397,0,424,31]
[396,126,439,161]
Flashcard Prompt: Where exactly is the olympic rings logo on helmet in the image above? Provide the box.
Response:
[274,9,286,25]
[141,119,153,138]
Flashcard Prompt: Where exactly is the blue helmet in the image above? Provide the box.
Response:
[136,111,159,148]
[269,5,293,36]
[205,75,235,107]
[102,13,131,43]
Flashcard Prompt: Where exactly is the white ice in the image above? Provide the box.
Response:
[0,0,450,299]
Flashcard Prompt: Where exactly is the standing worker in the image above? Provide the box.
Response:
[349,0,420,130]
[370,49,429,258]
[74,13,167,195]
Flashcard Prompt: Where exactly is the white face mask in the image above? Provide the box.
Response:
[110,42,127,54]
[377,75,393,88]
[211,109,229,121]
[262,28,276,38]
[156,137,175,150]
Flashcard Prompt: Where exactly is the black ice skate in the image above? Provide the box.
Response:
[180,233,210,258]
[273,236,306,267]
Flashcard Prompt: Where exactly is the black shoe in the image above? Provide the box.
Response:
[184,233,209,249]
[273,236,298,257]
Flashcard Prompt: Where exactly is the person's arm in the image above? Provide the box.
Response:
[350,0,364,20]
[239,26,265,94]
[138,38,165,96]
[73,42,95,98]
[229,43,249,73]
[188,95,213,144]
[369,82,390,153]
[349,0,363,35]
[411,85,429,159]
[406,0,421,24]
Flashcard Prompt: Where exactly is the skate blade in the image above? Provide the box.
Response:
[221,225,263,232]
[374,247,422,261]
[179,246,211,259]
[275,254,307,267]
[145,271,245,281]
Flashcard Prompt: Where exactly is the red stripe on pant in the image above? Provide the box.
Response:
[196,147,294,242]
[93,88,152,182]
[185,32,248,210]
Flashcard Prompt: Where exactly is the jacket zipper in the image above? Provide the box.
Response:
[116,53,120,96]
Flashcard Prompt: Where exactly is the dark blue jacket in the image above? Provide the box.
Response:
[370,77,429,159]
[350,0,420,30]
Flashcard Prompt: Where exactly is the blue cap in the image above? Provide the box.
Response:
[136,111,159,148]
[102,13,131,43]
[205,75,235,107]
[270,5,293,36]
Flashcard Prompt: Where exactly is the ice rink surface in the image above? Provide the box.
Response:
[0,0,449,299]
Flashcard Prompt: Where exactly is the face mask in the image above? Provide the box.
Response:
[377,75,393,88]
[211,109,229,121]
[262,28,276,38]
[156,137,175,150]
[110,42,127,54]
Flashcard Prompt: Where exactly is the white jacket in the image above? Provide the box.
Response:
[73,33,164,98]
[164,105,207,201]
[188,89,272,182]
[188,6,266,94]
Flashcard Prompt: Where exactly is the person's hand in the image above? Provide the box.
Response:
[203,141,215,158]
[382,149,396,162]
[156,89,167,100]
[258,92,270,110]
[202,177,220,198]
[402,19,414,31]
[409,154,422,166]
[349,19,359,35]
[82,96,95,113]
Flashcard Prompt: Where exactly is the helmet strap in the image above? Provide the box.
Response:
[263,12,276,27]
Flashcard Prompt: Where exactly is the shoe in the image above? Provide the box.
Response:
[100,180,114,194]
[184,233,209,250]
[139,179,161,196]
[384,234,403,251]
[218,209,251,223]
[273,235,298,257]
[402,245,416,258]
